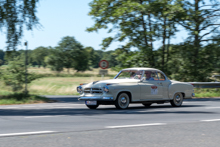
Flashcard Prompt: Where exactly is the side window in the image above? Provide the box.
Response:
[144,70,159,80]
[157,72,166,81]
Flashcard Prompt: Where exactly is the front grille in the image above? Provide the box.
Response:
[84,88,103,94]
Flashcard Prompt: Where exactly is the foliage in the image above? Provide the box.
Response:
[0,0,39,50]
[85,47,101,68]
[172,0,220,81]
[46,36,89,72]
[31,46,51,68]
[0,50,4,65]
[88,0,220,81]
[1,57,38,92]
[87,0,181,68]
[0,59,3,66]
[45,48,64,72]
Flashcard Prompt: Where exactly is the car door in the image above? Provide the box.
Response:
[157,71,171,99]
[138,70,164,100]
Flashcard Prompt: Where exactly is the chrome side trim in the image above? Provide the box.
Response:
[78,96,114,101]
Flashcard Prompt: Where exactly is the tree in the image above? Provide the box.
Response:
[46,36,89,72]
[173,0,220,81]
[0,0,39,50]
[102,51,119,67]
[0,49,5,65]
[45,48,64,72]
[85,47,100,68]
[57,36,89,72]
[87,0,159,67]
[151,0,178,72]
[31,46,51,68]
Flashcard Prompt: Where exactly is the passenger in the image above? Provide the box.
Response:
[137,74,142,79]
[130,72,136,79]
[136,71,142,79]
[145,71,154,80]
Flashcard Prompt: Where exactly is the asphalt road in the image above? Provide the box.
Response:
[0,96,220,147]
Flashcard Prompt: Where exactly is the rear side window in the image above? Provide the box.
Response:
[143,70,159,80]
[157,72,166,81]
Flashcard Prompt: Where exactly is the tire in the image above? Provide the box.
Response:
[142,103,152,107]
[115,93,130,109]
[86,104,99,109]
[170,92,183,107]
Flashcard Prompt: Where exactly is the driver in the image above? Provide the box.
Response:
[145,71,154,80]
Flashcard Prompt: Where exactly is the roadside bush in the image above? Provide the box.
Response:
[1,57,39,92]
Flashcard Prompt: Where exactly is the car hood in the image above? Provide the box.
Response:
[83,79,140,88]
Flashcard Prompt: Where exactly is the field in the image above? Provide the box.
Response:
[28,76,113,95]
[0,67,117,96]
[0,67,220,98]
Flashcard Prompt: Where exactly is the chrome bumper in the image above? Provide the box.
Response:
[78,96,114,101]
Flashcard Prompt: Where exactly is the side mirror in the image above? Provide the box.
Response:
[140,77,146,82]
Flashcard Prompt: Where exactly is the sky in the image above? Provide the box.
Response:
[0,0,187,51]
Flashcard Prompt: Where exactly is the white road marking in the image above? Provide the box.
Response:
[53,106,82,108]
[0,104,86,109]
[4,107,17,109]
[106,123,166,129]
[22,106,35,108]
[137,110,167,113]
[0,131,56,137]
[205,107,220,109]
[25,115,67,118]
[200,119,220,122]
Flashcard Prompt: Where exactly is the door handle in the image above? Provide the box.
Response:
[157,82,162,85]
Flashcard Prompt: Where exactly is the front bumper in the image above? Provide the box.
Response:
[78,96,114,101]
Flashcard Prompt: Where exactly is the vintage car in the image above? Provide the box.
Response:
[77,68,194,109]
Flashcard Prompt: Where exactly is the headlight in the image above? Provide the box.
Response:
[103,86,109,93]
[77,86,83,94]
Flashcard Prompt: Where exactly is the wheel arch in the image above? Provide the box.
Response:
[116,91,132,102]
[171,91,185,99]
[181,92,185,98]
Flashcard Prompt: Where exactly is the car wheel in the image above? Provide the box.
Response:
[115,93,130,109]
[170,92,183,107]
[142,103,152,107]
[86,104,99,109]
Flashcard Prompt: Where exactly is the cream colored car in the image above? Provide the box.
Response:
[78,68,194,109]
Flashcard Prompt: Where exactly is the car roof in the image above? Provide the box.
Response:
[122,67,161,71]
[121,67,167,78]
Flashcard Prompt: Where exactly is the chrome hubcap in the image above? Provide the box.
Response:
[175,94,181,103]
[121,97,127,104]
[119,96,128,108]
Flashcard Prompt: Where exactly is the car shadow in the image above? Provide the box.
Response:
[0,96,218,117]
[0,104,215,117]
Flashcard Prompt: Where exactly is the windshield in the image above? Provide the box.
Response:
[115,70,143,79]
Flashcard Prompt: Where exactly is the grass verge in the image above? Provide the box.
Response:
[194,88,220,98]
[0,93,54,105]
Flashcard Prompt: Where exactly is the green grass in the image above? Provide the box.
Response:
[0,93,53,105]
[1,67,220,105]
[28,76,113,95]
[194,88,220,98]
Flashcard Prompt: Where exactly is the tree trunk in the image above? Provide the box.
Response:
[193,0,200,78]
[140,0,151,66]
[162,17,167,71]
[166,22,171,63]
[148,13,154,67]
